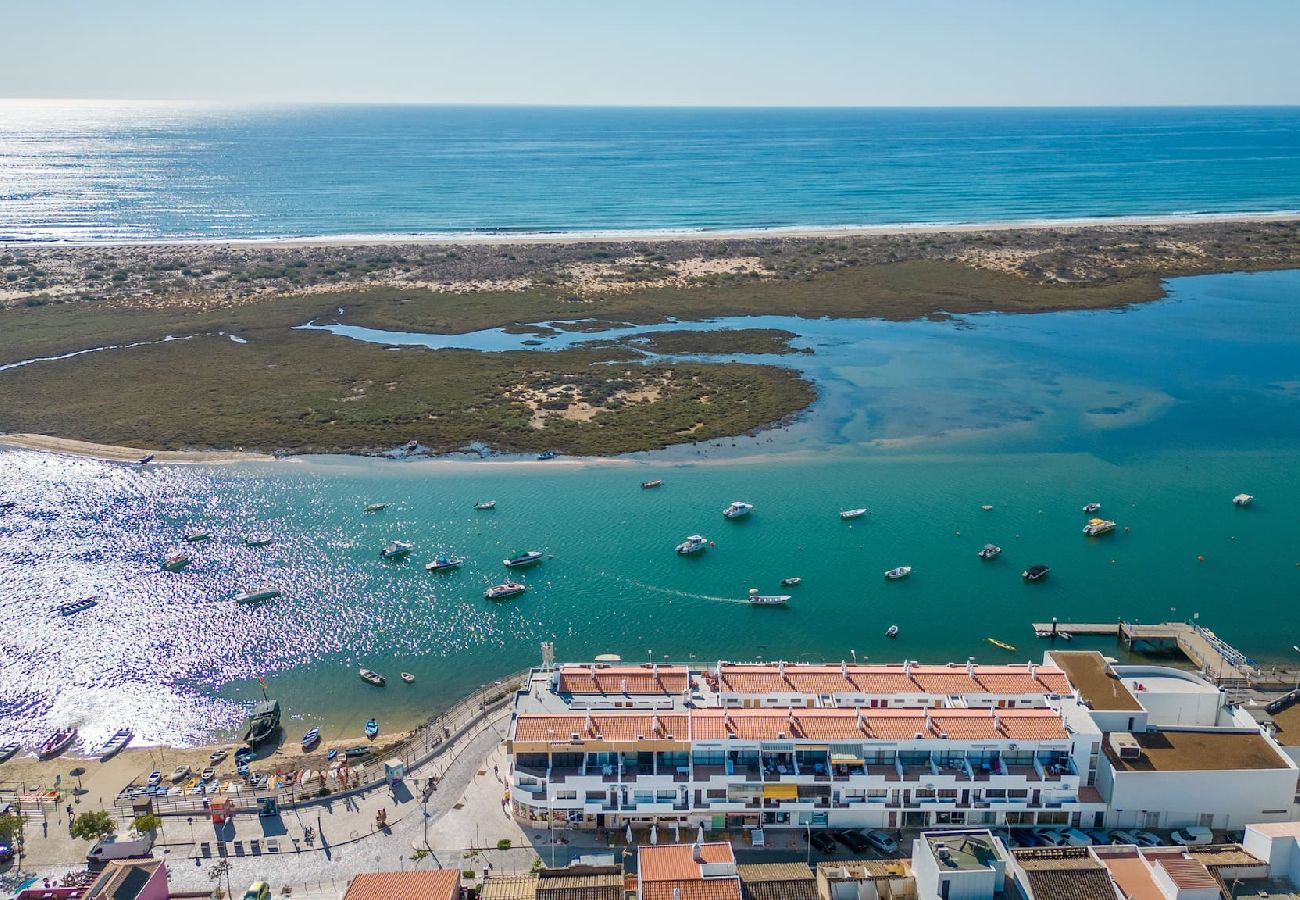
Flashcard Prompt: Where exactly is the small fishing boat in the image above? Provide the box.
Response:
[474,500,497,510]
[723,500,754,519]
[425,555,464,572]
[380,540,413,560]
[641,479,663,489]
[1233,493,1254,506]
[98,728,132,761]
[676,534,709,555]
[244,535,274,548]
[359,668,386,686]
[747,589,790,605]
[1023,564,1050,582]
[1082,502,1102,513]
[485,581,526,600]
[345,746,371,758]
[0,742,19,763]
[234,589,282,605]
[57,598,98,616]
[884,566,912,580]
[1082,517,1116,536]
[137,454,155,465]
[170,764,191,782]
[301,728,321,750]
[400,672,415,684]
[840,507,868,520]
[403,439,419,453]
[980,504,994,511]
[162,552,191,572]
[38,728,77,759]
[209,749,228,764]
[780,576,802,586]
[977,544,1002,560]
[987,637,1017,652]
[326,748,339,762]
[364,719,379,739]
[184,532,210,543]
[503,550,543,568]
[537,450,556,460]
[886,625,899,639]
[365,502,389,512]
[233,747,254,765]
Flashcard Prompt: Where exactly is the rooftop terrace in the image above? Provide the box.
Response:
[1050,652,1143,712]
[924,832,1005,871]
[1104,729,1291,772]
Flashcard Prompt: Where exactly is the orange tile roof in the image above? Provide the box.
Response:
[642,882,743,900]
[515,713,690,743]
[713,664,1068,697]
[640,842,736,881]
[1098,852,1164,900]
[560,665,690,695]
[345,870,461,900]
[998,710,1070,741]
[1155,858,1219,891]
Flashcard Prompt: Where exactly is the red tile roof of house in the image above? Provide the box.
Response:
[344,869,461,900]
[640,842,736,881]
[642,881,743,900]
[711,664,1068,696]
[559,665,690,694]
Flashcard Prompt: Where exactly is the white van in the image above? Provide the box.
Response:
[1171,826,1214,846]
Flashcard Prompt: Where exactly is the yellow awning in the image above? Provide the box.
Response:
[763,783,799,800]
[831,753,865,766]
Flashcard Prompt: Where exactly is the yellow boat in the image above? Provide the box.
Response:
[987,637,1017,652]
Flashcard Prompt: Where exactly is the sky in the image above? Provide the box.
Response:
[4,0,1300,106]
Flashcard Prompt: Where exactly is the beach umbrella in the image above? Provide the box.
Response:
[672,823,680,843]
[697,822,705,843]
[650,823,658,845]
[626,823,634,845]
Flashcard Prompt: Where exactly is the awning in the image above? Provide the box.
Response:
[798,745,830,752]
[763,783,799,800]
[831,753,865,765]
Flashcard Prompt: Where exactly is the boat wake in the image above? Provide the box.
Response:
[609,576,744,605]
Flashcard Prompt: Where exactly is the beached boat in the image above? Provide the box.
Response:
[57,598,98,616]
[137,454,155,465]
[380,540,413,560]
[359,668,386,687]
[840,507,868,520]
[244,699,281,745]
[403,439,419,453]
[233,747,254,766]
[0,742,19,763]
[781,576,802,586]
[425,555,464,572]
[400,672,415,684]
[474,500,496,510]
[326,748,338,762]
[244,535,274,548]
[1082,502,1102,513]
[98,728,132,761]
[747,589,789,605]
[884,566,912,580]
[987,637,1017,652]
[170,764,191,782]
[364,502,389,512]
[485,581,526,601]
[723,501,754,519]
[1233,493,1254,506]
[503,550,543,568]
[37,728,76,759]
[161,553,191,572]
[364,719,379,739]
[301,728,321,750]
[234,589,282,605]
[641,479,663,489]
[184,532,210,543]
[1023,564,1050,582]
[537,450,556,460]
[1082,517,1116,536]
[676,534,709,555]
[345,746,371,758]
[209,749,228,764]
[886,625,899,639]
[977,544,1002,560]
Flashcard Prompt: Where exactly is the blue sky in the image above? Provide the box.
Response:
[5,0,1299,105]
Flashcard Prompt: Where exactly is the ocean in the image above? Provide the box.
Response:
[2,103,1300,242]
[2,269,1300,750]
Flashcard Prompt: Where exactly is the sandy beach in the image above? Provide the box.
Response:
[0,433,272,464]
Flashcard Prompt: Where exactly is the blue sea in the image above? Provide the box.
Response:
[1,103,1299,242]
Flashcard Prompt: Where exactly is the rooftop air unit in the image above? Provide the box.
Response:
[1109,732,1143,761]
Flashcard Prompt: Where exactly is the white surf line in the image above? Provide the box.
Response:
[0,333,202,372]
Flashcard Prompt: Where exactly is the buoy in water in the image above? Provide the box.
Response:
[1197,555,1205,562]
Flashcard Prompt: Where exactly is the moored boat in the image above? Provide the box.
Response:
[244,699,281,745]
[474,500,497,510]
[1082,517,1116,536]
[884,566,912,580]
[977,544,1002,560]
[184,532,210,543]
[723,501,754,519]
[987,637,1017,652]
[364,718,379,739]
[98,728,132,761]
[537,450,556,460]
[400,672,415,684]
[301,728,321,750]
[359,668,386,686]
[747,588,790,605]
[1082,502,1102,513]
[425,555,464,572]
[57,598,98,616]
[503,550,543,568]
[345,746,371,758]
[641,479,663,489]
[380,540,413,560]
[1023,564,1050,581]
[780,576,802,586]
[38,728,77,759]
[162,553,191,572]
[364,502,389,512]
[886,625,899,638]
[1233,493,1254,506]
[403,439,419,453]
[234,589,282,605]
[485,581,526,600]
[840,507,868,520]
[244,535,274,548]
[675,534,709,555]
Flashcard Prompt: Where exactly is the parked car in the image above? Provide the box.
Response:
[243,883,271,900]
[864,830,899,854]
[1059,829,1095,847]
[1035,828,1068,846]
[1012,829,1044,847]
[0,842,15,864]
[834,829,873,854]
[1132,830,1163,847]
[806,830,837,854]
[1086,830,1113,845]
[1171,826,1214,847]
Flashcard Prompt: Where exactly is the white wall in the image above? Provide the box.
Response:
[1103,766,1297,829]
[1242,826,1300,883]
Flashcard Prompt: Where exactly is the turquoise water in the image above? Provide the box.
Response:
[2,269,1300,751]
[2,104,1300,241]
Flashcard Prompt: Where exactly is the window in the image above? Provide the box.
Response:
[555,791,577,801]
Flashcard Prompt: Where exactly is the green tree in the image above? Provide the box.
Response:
[70,810,116,843]
[131,814,162,834]
[0,811,22,841]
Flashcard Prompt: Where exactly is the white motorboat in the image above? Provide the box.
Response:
[400,672,415,684]
[1082,518,1116,536]
[244,535,274,548]
[977,544,1002,560]
[98,728,132,761]
[780,576,802,586]
[1023,564,1050,581]
[485,582,526,600]
[380,540,413,560]
[885,625,899,638]
[1082,502,1102,513]
[425,555,465,572]
[884,566,912,580]
[1233,493,1254,506]
[161,553,191,572]
[234,589,282,605]
[358,668,386,687]
[676,534,709,555]
[746,589,789,605]
[840,507,868,520]
[364,502,389,512]
[503,550,543,568]
[722,501,754,519]
[474,500,496,510]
